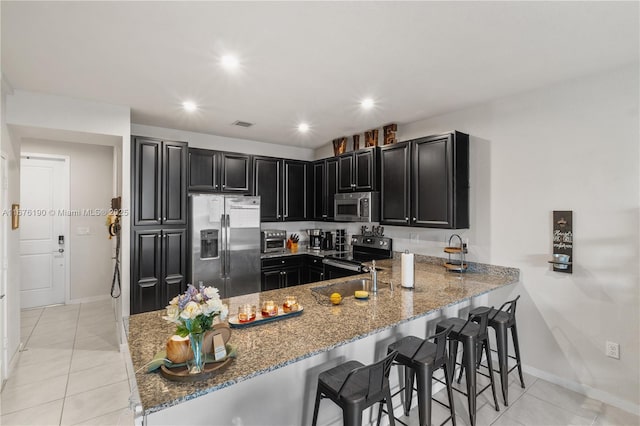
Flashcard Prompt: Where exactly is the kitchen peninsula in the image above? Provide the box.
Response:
[128,256,519,426]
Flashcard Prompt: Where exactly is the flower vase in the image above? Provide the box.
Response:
[188,332,205,374]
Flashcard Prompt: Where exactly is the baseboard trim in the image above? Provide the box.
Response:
[523,364,640,417]
[67,294,112,305]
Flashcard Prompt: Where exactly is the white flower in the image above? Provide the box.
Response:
[168,296,179,306]
[202,298,223,315]
[180,301,202,320]
[194,293,203,303]
[162,304,180,323]
[220,304,229,321]
[203,286,219,300]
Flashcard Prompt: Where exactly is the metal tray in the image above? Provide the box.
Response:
[228,306,304,328]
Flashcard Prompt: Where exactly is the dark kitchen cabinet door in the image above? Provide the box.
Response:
[133,138,162,226]
[310,160,325,221]
[412,132,469,229]
[337,147,378,192]
[222,153,251,193]
[131,229,162,314]
[283,160,308,221]
[261,270,282,291]
[254,157,281,222]
[188,148,220,191]
[282,267,302,287]
[380,142,411,226]
[325,158,339,220]
[133,137,187,226]
[131,228,187,314]
[162,142,187,225]
[305,256,325,283]
[162,228,187,304]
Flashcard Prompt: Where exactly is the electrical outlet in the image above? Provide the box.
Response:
[606,341,620,359]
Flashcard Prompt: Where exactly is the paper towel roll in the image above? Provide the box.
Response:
[401,252,414,288]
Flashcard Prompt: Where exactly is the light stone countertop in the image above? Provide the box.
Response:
[128,256,519,416]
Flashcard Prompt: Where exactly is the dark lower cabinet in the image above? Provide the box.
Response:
[261,256,303,291]
[380,131,469,229]
[131,228,187,314]
[305,256,325,283]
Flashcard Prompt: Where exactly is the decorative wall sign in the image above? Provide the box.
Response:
[332,137,347,156]
[352,134,360,151]
[364,129,379,147]
[383,123,397,145]
[550,210,573,273]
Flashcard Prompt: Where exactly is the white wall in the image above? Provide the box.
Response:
[132,124,315,161]
[319,65,640,412]
[21,139,114,302]
[5,90,130,348]
[1,78,22,378]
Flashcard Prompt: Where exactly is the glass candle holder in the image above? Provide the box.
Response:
[238,304,256,323]
[261,300,278,317]
[283,295,299,313]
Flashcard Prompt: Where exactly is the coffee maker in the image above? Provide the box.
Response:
[322,231,333,250]
[306,229,323,250]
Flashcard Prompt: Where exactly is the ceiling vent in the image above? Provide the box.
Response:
[232,120,254,128]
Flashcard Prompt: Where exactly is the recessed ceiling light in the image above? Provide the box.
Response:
[221,54,239,70]
[182,101,197,112]
[361,98,375,109]
[298,123,310,133]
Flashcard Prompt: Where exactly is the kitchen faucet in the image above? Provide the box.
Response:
[370,260,378,294]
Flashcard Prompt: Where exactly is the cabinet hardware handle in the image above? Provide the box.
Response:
[413,217,416,221]
[163,217,166,221]
[405,217,409,222]
[157,217,161,221]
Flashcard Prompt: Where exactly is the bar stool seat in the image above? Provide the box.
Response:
[468,295,524,406]
[436,307,500,426]
[384,326,456,426]
[312,351,398,426]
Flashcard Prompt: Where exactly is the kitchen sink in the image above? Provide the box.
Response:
[311,278,375,298]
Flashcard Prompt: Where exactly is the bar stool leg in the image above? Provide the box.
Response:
[385,388,396,426]
[443,359,457,426]
[448,340,460,382]
[312,384,322,426]
[510,323,526,388]
[484,339,500,412]
[343,404,362,426]
[462,336,477,426]
[495,323,510,405]
[415,365,434,426]
[404,365,415,416]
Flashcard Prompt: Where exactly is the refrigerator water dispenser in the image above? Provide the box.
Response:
[200,229,219,259]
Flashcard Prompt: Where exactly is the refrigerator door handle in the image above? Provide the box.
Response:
[220,213,226,277]
[225,214,231,274]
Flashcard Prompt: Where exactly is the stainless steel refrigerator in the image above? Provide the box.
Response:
[190,194,261,298]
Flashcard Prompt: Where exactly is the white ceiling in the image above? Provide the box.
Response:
[2,1,638,149]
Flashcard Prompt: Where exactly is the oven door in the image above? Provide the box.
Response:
[322,259,362,280]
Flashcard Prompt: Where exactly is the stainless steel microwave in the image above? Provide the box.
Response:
[334,192,380,222]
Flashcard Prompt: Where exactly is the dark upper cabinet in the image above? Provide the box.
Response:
[380,131,469,229]
[311,158,339,221]
[131,228,187,314]
[254,157,281,221]
[412,132,469,228]
[380,142,411,225]
[284,160,308,221]
[337,147,378,192]
[133,137,187,226]
[188,148,251,193]
[254,157,308,222]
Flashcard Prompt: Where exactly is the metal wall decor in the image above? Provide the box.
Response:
[364,129,379,147]
[383,123,397,145]
[332,137,347,156]
[549,210,573,273]
[352,134,360,151]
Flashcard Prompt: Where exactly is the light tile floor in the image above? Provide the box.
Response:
[3,302,639,426]
[1,300,134,426]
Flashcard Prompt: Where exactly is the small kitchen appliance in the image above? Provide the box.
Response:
[260,229,287,253]
[322,231,334,250]
[306,229,323,250]
[334,191,380,222]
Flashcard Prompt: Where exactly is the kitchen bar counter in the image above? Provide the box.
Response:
[128,256,519,425]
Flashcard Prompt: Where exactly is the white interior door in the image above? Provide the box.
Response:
[19,155,68,309]
[0,155,7,385]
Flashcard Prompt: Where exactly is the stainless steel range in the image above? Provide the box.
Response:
[322,235,393,280]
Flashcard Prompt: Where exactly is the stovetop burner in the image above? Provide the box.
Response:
[324,235,393,267]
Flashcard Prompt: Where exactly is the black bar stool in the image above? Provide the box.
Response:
[467,296,524,406]
[382,325,456,426]
[312,350,398,426]
[436,307,499,426]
